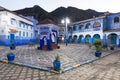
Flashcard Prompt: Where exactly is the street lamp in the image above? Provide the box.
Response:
[61,17,70,46]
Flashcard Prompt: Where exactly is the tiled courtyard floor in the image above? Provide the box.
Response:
[0,44,115,70]
[0,45,120,80]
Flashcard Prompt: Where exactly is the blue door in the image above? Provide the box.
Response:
[111,34,117,44]
[10,34,15,45]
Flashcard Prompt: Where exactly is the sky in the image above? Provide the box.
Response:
[0,0,120,13]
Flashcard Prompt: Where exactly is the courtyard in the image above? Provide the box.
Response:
[0,43,120,80]
[0,43,118,72]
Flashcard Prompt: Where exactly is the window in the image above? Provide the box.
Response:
[23,32,25,37]
[19,21,24,27]
[26,32,28,37]
[114,17,119,23]
[19,22,21,27]
[73,25,77,31]
[30,25,33,30]
[23,23,25,28]
[11,18,16,25]
[26,24,28,29]
[79,25,84,30]
[19,31,21,36]
[85,23,91,29]
[31,33,32,37]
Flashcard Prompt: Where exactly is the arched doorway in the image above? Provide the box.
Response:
[85,35,91,44]
[93,34,100,42]
[73,35,78,43]
[108,33,117,44]
[68,36,72,43]
[78,35,83,43]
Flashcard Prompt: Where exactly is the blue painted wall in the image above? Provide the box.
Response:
[0,16,38,46]
[106,13,120,29]
[0,35,37,46]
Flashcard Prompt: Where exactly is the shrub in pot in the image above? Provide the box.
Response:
[94,39,102,57]
[10,44,16,50]
[110,44,114,50]
[7,52,15,61]
[53,54,61,71]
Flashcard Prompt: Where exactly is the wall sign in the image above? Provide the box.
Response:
[93,22,101,28]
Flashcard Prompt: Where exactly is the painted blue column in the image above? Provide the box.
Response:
[90,38,93,45]
[83,38,86,44]
[40,39,43,49]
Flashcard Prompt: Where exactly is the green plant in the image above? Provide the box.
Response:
[55,54,60,62]
[94,39,102,52]
[7,52,14,56]
[96,46,102,52]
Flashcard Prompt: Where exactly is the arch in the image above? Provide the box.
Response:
[93,22,101,28]
[78,35,83,43]
[108,33,117,44]
[114,17,119,23]
[93,34,101,42]
[73,35,78,43]
[85,35,91,43]
[85,23,91,29]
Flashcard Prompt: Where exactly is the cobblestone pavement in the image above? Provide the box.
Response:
[0,44,114,69]
[0,48,120,80]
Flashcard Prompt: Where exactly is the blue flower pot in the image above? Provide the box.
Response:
[110,47,114,50]
[10,46,16,50]
[53,61,61,71]
[57,46,60,49]
[7,54,15,61]
[95,52,102,57]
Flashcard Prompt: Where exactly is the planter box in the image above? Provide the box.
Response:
[7,54,15,61]
[51,44,58,49]
[42,46,47,50]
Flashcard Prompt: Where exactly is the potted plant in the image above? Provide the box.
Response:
[10,43,16,50]
[53,54,61,71]
[7,52,16,61]
[109,44,115,50]
[94,39,102,57]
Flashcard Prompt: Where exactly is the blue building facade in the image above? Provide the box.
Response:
[67,12,120,46]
